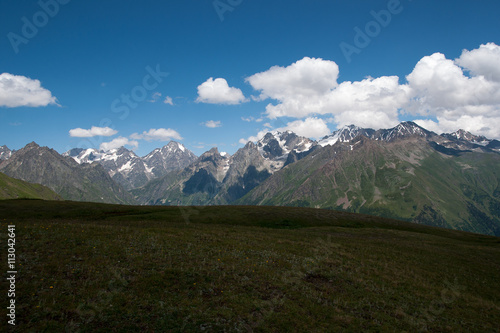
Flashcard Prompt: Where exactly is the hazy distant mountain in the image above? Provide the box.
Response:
[0,142,135,204]
[0,172,61,200]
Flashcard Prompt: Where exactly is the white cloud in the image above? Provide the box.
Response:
[100,137,138,151]
[246,57,408,129]
[238,137,251,145]
[245,44,500,139]
[202,120,222,128]
[0,73,58,107]
[196,77,247,105]
[69,126,118,138]
[455,42,500,82]
[415,116,500,139]
[164,96,174,105]
[279,117,330,139]
[246,57,340,102]
[405,46,500,138]
[130,128,183,141]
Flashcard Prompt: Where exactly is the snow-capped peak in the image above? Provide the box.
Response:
[0,145,12,160]
[379,122,429,142]
[319,125,374,147]
[447,129,489,145]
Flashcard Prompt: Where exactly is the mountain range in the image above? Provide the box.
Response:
[1,122,500,235]
[63,141,197,190]
[0,142,135,204]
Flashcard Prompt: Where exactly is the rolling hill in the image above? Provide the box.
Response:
[0,199,498,331]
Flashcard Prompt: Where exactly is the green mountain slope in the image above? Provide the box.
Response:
[238,136,500,236]
[0,172,61,200]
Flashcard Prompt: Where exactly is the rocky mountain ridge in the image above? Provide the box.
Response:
[63,141,197,190]
[2,122,500,235]
[0,142,135,204]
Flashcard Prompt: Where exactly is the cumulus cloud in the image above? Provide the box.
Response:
[100,137,139,151]
[244,44,500,138]
[130,128,183,141]
[196,77,247,104]
[247,57,340,103]
[455,43,500,82]
[0,73,58,107]
[279,117,330,138]
[69,126,118,138]
[246,57,408,129]
[202,120,222,128]
[405,45,500,138]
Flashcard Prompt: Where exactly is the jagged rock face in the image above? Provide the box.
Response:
[319,125,376,146]
[64,147,149,190]
[64,141,197,190]
[143,141,197,178]
[256,131,317,172]
[257,131,316,159]
[131,147,230,205]
[213,142,272,203]
[0,142,135,204]
[445,129,489,144]
[191,147,230,183]
[319,122,432,146]
[0,145,12,161]
[223,142,267,184]
[376,122,434,142]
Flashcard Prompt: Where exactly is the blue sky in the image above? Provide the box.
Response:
[1,0,500,156]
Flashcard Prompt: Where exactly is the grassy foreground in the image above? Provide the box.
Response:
[1,200,499,332]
